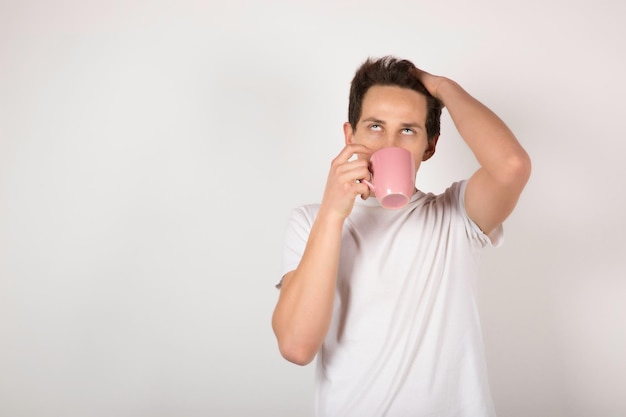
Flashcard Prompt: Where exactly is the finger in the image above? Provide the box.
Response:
[351,172,374,195]
[347,143,373,159]
[336,160,371,183]
[410,67,426,80]
[334,156,370,173]
[352,182,370,200]
[335,143,373,163]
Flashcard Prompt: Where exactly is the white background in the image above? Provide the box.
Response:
[1,1,625,416]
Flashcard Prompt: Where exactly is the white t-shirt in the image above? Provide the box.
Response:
[281,181,503,417]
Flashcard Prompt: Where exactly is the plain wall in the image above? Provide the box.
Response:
[1,1,624,416]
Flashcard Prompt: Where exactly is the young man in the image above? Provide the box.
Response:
[272,57,531,417]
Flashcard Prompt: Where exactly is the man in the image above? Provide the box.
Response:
[272,56,531,416]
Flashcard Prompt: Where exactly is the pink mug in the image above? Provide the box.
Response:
[362,147,416,209]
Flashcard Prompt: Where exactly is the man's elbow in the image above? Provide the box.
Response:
[277,339,318,366]
[516,150,532,176]
[500,151,532,186]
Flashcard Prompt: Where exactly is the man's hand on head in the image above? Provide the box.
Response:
[411,67,447,103]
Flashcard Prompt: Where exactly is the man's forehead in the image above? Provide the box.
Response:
[360,86,428,125]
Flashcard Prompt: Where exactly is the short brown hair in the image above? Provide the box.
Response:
[348,56,443,142]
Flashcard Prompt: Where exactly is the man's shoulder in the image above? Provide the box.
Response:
[287,203,321,224]
[417,180,467,208]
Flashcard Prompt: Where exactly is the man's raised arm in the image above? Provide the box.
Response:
[414,69,531,235]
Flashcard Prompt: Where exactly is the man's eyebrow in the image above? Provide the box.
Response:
[400,122,424,130]
[361,117,385,124]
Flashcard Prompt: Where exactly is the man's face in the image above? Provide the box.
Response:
[344,85,438,171]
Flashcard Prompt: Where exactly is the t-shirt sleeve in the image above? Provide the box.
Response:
[276,206,314,289]
[455,180,504,249]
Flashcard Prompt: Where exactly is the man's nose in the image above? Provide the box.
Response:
[382,134,402,148]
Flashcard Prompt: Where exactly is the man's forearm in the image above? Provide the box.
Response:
[272,212,344,366]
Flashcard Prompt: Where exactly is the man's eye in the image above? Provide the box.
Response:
[370,124,382,131]
[402,128,415,135]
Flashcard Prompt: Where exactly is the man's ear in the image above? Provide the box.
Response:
[343,122,354,145]
[422,134,439,161]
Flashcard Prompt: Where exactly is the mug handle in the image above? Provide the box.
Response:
[361,179,375,191]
